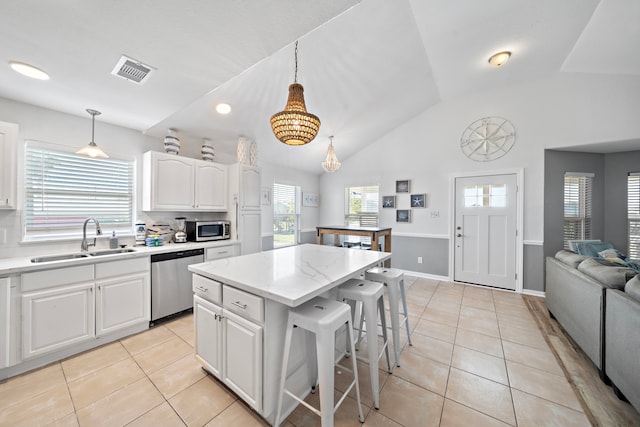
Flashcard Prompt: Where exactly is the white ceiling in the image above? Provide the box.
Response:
[1,0,639,172]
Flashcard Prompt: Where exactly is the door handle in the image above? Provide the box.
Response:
[457,233,463,237]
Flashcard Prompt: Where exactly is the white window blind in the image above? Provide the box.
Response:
[628,173,640,260]
[24,143,134,241]
[345,186,379,243]
[563,173,593,250]
[273,183,299,248]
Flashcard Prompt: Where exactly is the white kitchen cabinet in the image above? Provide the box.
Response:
[228,164,261,254]
[95,258,150,336]
[239,211,261,255]
[194,294,223,377]
[0,121,18,209]
[205,243,240,261]
[142,151,228,212]
[223,309,263,412]
[0,277,10,368]
[239,165,261,210]
[22,282,95,359]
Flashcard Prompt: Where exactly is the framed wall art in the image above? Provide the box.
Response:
[411,193,426,208]
[261,187,271,205]
[396,209,411,223]
[396,180,410,193]
[382,195,396,208]
[302,192,319,207]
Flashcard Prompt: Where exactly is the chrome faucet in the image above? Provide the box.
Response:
[81,217,103,251]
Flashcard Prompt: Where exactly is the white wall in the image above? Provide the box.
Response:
[320,73,640,244]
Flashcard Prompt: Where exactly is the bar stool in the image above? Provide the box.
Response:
[365,267,412,367]
[337,278,392,410]
[275,297,365,427]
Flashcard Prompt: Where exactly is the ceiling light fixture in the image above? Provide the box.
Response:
[9,61,49,80]
[270,41,320,146]
[322,136,341,173]
[76,109,108,158]
[488,51,511,67]
[216,103,231,114]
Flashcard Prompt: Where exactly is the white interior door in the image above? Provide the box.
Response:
[454,174,517,290]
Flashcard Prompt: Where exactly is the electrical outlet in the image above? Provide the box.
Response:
[430,211,440,218]
[418,256,423,264]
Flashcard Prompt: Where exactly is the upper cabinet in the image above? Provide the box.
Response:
[142,151,227,212]
[228,164,261,211]
[0,121,18,210]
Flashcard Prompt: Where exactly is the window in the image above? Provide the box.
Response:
[628,173,640,260]
[463,184,507,208]
[345,185,379,245]
[273,183,299,248]
[563,172,593,250]
[24,142,134,241]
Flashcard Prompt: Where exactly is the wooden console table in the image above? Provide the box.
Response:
[316,225,392,266]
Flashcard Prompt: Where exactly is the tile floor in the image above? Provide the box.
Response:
[0,277,596,426]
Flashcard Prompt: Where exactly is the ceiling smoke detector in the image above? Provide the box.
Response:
[111,55,155,84]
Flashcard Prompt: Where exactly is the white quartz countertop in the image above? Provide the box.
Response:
[188,243,391,307]
[0,240,240,275]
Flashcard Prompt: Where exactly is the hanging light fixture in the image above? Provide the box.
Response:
[76,109,108,158]
[322,136,341,173]
[270,41,320,146]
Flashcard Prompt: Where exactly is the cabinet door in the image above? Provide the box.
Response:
[147,152,195,210]
[195,162,227,211]
[205,244,240,261]
[96,272,150,336]
[223,310,262,412]
[194,295,223,377]
[0,277,10,368]
[240,166,261,210]
[239,211,261,255]
[22,283,95,359]
[0,121,18,209]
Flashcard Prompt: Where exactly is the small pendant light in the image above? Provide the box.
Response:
[76,109,108,158]
[322,136,341,173]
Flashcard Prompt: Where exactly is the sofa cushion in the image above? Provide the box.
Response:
[625,275,640,302]
[577,258,635,290]
[555,249,588,268]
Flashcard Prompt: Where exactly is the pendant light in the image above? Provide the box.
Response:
[76,109,108,158]
[322,136,341,173]
[270,41,320,146]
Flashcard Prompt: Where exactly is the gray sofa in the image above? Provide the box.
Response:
[546,250,640,411]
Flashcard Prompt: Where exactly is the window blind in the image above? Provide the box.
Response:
[24,143,134,241]
[563,173,592,250]
[345,185,379,233]
[628,173,640,260]
[273,183,299,248]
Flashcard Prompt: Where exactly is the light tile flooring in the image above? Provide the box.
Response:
[0,277,606,426]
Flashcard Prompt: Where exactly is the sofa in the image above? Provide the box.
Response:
[546,249,640,412]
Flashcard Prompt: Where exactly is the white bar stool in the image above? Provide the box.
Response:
[365,267,413,367]
[337,278,392,410]
[275,296,365,427]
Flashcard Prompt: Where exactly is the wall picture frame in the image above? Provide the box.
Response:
[410,193,426,208]
[302,192,319,207]
[261,187,271,205]
[396,180,410,193]
[382,195,396,208]
[396,209,411,223]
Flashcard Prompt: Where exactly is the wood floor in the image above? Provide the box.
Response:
[524,295,640,427]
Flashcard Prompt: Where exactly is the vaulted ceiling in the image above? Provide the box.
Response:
[1,0,638,172]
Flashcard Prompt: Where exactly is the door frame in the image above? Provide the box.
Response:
[448,168,524,293]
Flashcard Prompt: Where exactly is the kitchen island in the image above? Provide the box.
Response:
[188,244,390,424]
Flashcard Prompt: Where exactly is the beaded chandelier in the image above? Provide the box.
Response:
[322,136,341,173]
[270,41,320,146]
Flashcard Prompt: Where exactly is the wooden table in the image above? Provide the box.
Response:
[316,225,392,266]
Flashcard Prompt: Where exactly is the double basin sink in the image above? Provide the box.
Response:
[30,248,137,263]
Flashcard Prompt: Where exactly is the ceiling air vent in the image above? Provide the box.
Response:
[111,55,155,84]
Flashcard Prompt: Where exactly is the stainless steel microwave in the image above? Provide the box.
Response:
[186,220,231,241]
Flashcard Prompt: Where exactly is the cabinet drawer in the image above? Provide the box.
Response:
[95,257,149,279]
[223,285,263,323]
[205,245,239,261]
[193,274,222,304]
[22,264,94,292]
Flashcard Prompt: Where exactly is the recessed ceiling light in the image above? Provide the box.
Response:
[9,61,50,80]
[488,51,511,67]
[216,103,231,115]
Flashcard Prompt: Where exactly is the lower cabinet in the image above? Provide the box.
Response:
[96,272,149,336]
[194,294,223,377]
[22,282,95,359]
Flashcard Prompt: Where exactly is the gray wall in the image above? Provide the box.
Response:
[603,151,640,250]
[523,244,544,292]
[543,150,605,261]
[389,236,448,276]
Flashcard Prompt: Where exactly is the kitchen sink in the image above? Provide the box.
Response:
[30,253,90,263]
[88,248,137,256]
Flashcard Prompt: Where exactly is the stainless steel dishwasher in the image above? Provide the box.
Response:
[150,248,204,324]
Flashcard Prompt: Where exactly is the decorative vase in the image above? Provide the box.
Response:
[237,136,247,164]
[163,129,180,155]
[249,141,257,166]
[201,138,214,161]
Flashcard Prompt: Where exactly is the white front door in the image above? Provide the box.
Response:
[454,174,517,290]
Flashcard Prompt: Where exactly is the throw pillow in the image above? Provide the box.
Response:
[577,258,634,290]
[554,250,588,268]
[575,241,614,258]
